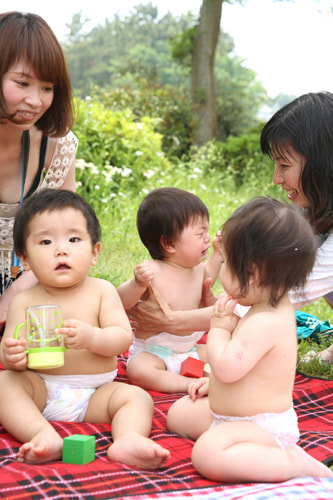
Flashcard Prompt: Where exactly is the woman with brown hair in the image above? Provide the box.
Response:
[0,11,78,329]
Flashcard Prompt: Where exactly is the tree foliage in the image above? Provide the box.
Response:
[63,2,267,149]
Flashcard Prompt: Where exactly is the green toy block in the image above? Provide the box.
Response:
[62,434,95,465]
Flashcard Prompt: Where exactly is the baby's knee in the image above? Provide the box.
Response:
[118,381,153,409]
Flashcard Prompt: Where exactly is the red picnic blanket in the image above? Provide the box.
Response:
[0,353,332,499]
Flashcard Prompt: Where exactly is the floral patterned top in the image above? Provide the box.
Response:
[0,131,78,290]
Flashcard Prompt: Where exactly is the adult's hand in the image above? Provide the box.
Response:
[130,284,212,336]
[130,285,174,335]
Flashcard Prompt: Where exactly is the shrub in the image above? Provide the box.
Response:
[87,83,196,158]
[73,97,171,214]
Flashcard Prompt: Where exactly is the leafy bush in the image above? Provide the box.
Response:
[73,97,171,214]
[87,83,196,158]
[186,131,280,199]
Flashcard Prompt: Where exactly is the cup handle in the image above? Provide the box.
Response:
[14,323,25,340]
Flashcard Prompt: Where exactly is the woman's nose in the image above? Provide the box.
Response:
[25,87,42,107]
[273,165,284,185]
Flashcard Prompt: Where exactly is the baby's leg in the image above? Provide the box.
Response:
[167,394,212,440]
[0,370,62,464]
[127,351,198,393]
[196,343,208,364]
[191,420,333,482]
[85,381,170,470]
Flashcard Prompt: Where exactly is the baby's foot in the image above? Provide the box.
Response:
[287,445,333,478]
[18,431,63,464]
[107,432,170,470]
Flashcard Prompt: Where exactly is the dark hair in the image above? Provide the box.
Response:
[260,92,333,234]
[14,189,101,256]
[0,11,74,136]
[137,187,209,260]
[222,197,317,307]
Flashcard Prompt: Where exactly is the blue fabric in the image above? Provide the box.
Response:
[296,311,332,341]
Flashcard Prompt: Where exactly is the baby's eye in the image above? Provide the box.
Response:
[69,236,80,243]
[40,239,52,245]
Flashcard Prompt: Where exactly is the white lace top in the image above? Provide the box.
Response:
[0,131,78,286]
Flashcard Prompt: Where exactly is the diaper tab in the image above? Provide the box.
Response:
[148,345,173,357]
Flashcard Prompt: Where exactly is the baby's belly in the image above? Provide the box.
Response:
[37,349,117,376]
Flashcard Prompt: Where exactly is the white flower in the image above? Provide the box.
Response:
[110,166,122,176]
[143,170,155,179]
[121,168,132,178]
[76,159,86,170]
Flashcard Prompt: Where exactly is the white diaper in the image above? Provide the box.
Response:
[39,370,118,422]
[210,406,300,449]
[128,331,204,374]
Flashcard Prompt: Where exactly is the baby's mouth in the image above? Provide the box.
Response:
[56,263,70,270]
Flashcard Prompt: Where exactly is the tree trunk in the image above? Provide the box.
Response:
[191,0,223,146]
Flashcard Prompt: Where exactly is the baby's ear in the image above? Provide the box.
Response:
[248,263,260,284]
[91,241,101,266]
[160,236,176,254]
[17,254,31,271]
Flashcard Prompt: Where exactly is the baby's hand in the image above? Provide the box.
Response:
[134,260,154,288]
[57,319,94,350]
[188,377,209,401]
[210,295,239,332]
[212,230,222,255]
[3,337,27,369]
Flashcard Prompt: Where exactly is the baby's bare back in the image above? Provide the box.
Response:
[209,301,297,417]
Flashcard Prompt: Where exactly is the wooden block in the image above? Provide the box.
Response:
[62,434,95,465]
[180,357,205,378]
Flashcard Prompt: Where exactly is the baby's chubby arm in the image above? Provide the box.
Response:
[207,295,241,382]
[117,260,154,310]
[204,230,222,287]
[0,295,28,370]
[57,280,132,357]
[208,297,278,384]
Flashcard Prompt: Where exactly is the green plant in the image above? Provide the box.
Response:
[89,84,196,158]
[74,98,171,215]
